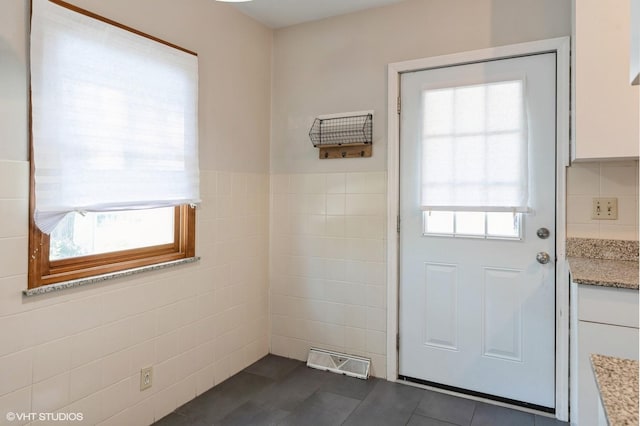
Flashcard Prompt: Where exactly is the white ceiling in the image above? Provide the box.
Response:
[230,0,406,29]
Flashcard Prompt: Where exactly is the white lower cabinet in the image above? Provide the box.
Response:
[570,282,639,426]
[575,321,639,425]
[596,392,607,426]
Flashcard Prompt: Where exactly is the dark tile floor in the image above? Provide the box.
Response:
[154,355,568,426]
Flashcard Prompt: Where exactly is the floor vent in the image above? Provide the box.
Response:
[306,348,370,379]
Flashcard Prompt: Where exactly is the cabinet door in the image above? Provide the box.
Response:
[573,0,640,160]
[576,321,639,426]
[596,393,608,426]
[578,285,639,328]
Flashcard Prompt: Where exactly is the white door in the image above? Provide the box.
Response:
[399,53,556,408]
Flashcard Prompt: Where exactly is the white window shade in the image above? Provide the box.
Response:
[30,0,200,234]
[420,80,529,212]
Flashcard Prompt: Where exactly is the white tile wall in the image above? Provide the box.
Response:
[269,172,388,378]
[567,161,639,240]
[1,157,633,423]
[0,161,269,425]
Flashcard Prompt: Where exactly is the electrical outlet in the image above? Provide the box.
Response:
[592,197,618,220]
[140,366,153,391]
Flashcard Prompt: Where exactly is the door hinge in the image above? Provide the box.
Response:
[396,333,400,350]
[397,96,401,115]
[396,216,400,233]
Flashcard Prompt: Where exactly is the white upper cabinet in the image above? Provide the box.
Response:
[572,0,639,160]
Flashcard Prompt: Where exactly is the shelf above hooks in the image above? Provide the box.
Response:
[308,111,373,159]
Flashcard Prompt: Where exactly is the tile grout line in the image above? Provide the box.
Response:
[469,400,478,426]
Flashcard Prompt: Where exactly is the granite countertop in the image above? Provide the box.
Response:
[591,354,639,426]
[568,257,639,290]
[567,238,639,290]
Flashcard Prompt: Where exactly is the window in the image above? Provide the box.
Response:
[28,0,199,289]
[420,79,530,213]
[50,208,176,260]
[418,79,529,241]
[29,206,195,288]
[423,211,522,239]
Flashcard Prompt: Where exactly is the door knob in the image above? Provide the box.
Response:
[536,252,551,264]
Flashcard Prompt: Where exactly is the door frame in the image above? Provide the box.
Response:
[386,37,571,421]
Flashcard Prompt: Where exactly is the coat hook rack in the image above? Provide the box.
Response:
[308,111,373,159]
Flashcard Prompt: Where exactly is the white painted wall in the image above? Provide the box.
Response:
[567,161,640,240]
[271,0,571,174]
[0,1,272,424]
[0,1,29,161]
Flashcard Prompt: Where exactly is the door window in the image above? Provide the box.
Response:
[420,80,530,213]
[423,211,522,239]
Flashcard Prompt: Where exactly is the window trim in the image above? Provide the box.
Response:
[28,203,196,289]
[27,0,197,290]
[44,0,197,57]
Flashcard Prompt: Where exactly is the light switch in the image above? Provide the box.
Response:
[592,198,618,220]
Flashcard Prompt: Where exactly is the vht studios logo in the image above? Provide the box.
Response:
[6,412,84,422]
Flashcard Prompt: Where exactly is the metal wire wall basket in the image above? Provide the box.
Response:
[309,113,373,147]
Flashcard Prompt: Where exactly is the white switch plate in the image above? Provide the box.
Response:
[592,198,618,220]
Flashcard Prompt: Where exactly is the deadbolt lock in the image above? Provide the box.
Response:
[536,228,550,239]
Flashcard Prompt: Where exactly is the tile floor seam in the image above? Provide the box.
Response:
[469,401,478,426]
[335,391,360,426]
